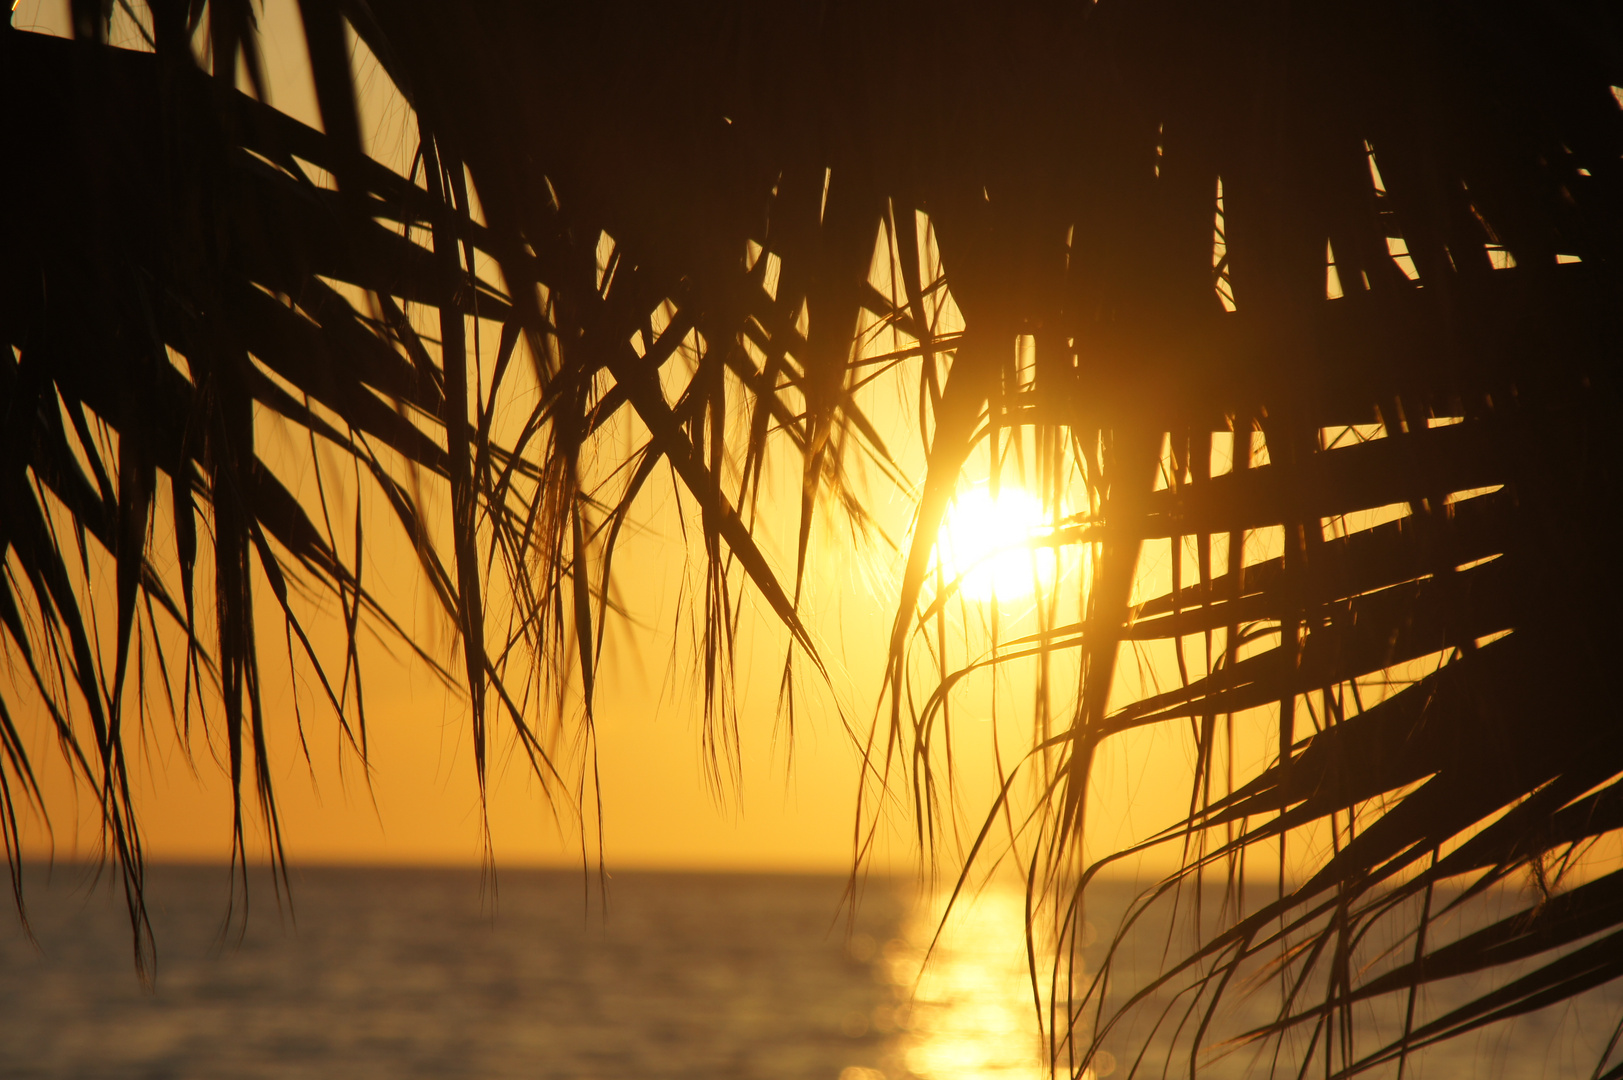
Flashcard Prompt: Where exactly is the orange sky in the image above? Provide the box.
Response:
[9,0,1245,881]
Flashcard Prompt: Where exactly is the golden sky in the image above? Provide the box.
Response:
[9,0,1254,880]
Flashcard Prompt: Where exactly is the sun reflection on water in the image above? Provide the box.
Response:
[857,884,1112,1080]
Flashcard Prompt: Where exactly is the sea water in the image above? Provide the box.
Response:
[0,866,1618,1079]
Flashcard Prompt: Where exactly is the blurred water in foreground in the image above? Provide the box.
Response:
[1,866,1619,1079]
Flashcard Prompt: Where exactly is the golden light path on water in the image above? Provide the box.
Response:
[845,884,1114,1080]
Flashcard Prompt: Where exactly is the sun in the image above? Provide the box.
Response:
[938,485,1052,603]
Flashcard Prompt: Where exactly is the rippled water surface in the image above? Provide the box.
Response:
[2,866,1619,1079]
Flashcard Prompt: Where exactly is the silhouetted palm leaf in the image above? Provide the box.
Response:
[5,0,1623,1073]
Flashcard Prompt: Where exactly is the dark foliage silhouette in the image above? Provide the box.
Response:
[3,1,1622,1075]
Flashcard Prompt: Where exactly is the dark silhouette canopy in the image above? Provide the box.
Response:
[3,0,1622,1074]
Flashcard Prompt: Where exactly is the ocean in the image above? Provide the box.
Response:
[1,865,1618,1079]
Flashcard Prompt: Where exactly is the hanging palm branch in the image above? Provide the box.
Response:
[4,0,1622,1074]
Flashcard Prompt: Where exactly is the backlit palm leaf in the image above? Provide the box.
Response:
[5,1,1623,1074]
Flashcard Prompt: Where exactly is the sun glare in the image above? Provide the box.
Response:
[939,486,1052,603]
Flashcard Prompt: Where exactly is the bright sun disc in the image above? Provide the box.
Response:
[939,487,1051,602]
